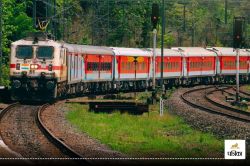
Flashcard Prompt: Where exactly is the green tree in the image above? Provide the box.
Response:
[0,0,34,86]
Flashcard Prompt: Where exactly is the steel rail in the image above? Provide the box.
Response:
[37,104,91,165]
[205,89,250,117]
[181,86,250,123]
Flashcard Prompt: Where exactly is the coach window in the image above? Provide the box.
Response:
[104,63,107,71]
[94,62,98,71]
[125,62,127,71]
[224,61,228,68]
[87,62,91,71]
[141,63,144,71]
[101,63,105,71]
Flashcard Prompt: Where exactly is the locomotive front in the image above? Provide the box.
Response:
[10,33,62,101]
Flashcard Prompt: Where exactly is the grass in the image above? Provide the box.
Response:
[65,101,224,158]
[246,85,250,92]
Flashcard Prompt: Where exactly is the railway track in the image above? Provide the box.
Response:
[239,89,250,97]
[0,103,90,165]
[181,86,250,123]
[213,85,250,101]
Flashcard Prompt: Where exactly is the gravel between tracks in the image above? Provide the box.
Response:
[40,101,132,165]
[166,86,250,156]
[0,103,8,109]
[0,104,78,165]
[41,101,125,158]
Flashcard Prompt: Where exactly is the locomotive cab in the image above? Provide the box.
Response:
[10,33,63,101]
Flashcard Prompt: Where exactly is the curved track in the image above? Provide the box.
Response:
[239,89,250,96]
[181,86,250,123]
[218,85,250,100]
[37,104,88,159]
[0,103,90,165]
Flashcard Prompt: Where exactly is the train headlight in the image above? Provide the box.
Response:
[46,81,55,90]
[13,80,21,89]
[30,64,38,70]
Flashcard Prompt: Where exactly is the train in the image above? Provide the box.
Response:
[9,33,250,101]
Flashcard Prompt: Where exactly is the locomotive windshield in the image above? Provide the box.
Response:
[37,46,54,59]
[16,46,33,59]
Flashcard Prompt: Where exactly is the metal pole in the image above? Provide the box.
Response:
[33,0,37,29]
[62,0,65,40]
[183,4,186,32]
[161,0,165,92]
[65,0,69,41]
[160,97,163,116]
[236,48,240,102]
[225,0,228,24]
[192,21,195,47]
[135,61,137,81]
[53,0,56,39]
[134,60,137,98]
[153,29,157,91]
[0,0,2,84]
[46,0,48,33]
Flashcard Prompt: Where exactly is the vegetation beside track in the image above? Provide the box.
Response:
[66,92,224,157]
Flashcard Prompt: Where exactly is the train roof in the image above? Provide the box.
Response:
[111,47,152,57]
[12,39,61,47]
[172,47,217,57]
[209,47,249,56]
[63,44,114,55]
[150,48,182,57]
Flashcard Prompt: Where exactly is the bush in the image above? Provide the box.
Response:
[0,64,10,88]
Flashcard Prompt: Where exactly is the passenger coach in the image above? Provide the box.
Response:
[210,47,250,83]
[154,48,183,87]
[111,47,152,91]
[173,47,217,85]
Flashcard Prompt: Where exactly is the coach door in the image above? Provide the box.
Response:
[60,48,67,81]
[99,55,112,80]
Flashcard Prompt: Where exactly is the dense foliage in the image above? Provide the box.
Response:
[0,0,250,86]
